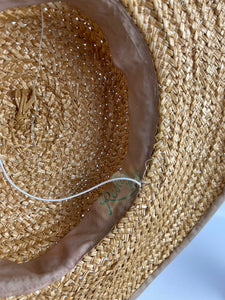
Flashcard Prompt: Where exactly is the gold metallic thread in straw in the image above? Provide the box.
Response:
[31,4,44,170]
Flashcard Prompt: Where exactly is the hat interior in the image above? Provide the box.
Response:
[0,0,159,297]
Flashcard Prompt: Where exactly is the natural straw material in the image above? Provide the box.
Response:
[0,0,225,299]
[0,2,129,263]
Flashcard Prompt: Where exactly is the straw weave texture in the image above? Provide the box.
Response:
[1,0,225,299]
[0,2,129,263]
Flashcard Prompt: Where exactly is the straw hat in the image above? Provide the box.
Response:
[0,0,224,299]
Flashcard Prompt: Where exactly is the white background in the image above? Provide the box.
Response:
[138,201,225,300]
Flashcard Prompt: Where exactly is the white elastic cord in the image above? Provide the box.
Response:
[0,158,141,202]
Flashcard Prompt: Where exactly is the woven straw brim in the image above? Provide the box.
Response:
[1,0,225,299]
